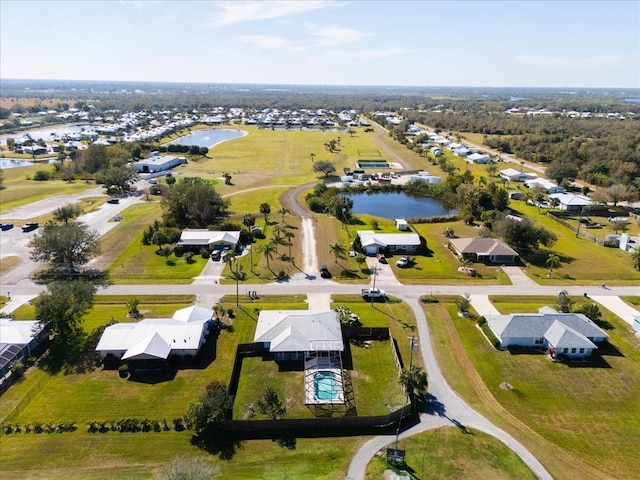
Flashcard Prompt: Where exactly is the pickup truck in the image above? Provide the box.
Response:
[21,222,39,232]
[361,288,386,300]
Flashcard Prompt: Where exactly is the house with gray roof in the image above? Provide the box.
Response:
[357,230,422,256]
[177,229,241,252]
[449,237,519,264]
[486,306,608,359]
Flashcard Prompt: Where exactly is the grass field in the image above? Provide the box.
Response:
[423,295,640,480]
[365,426,537,480]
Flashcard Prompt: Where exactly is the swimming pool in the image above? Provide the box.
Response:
[314,371,338,401]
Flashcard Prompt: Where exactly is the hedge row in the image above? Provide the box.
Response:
[2,418,189,435]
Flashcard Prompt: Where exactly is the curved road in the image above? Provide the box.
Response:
[2,175,637,480]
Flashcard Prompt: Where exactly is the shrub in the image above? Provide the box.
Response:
[10,360,25,382]
[199,249,210,259]
[118,364,129,378]
[33,170,50,181]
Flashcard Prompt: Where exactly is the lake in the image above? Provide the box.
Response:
[169,129,246,148]
[345,191,456,220]
[0,158,57,169]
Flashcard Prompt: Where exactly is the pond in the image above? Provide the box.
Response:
[0,158,57,169]
[169,129,246,148]
[345,191,456,220]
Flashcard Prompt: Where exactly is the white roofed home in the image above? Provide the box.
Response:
[485,306,608,359]
[357,230,422,256]
[95,306,214,370]
[177,229,240,251]
[0,319,47,381]
[449,237,519,264]
[548,193,593,211]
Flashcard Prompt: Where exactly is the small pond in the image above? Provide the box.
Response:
[0,158,57,169]
[169,129,246,148]
[345,191,456,220]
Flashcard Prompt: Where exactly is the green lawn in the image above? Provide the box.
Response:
[508,201,640,285]
[365,427,537,480]
[423,295,640,480]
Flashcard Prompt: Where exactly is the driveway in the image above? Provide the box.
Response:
[590,295,640,327]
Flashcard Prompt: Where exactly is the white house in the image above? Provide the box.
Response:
[486,306,608,359]
[548,193,593,211]
[500,168,537,182]
[357,230,422,255]
[254,310,344,361]
[177,229,241,251]
[395,219,409,231]
[525,178,566,194]
[452,147,472,157]
[466,153,492,164]
[95,306,214,369]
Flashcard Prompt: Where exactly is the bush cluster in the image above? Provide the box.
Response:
[3,422,77,434]
[86,418,185,433]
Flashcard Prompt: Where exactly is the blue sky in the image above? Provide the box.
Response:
[1,1,638,88]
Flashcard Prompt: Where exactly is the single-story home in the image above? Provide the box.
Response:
[486,306,609,358]
[466,153,492,164]
[449,237,519,264]
[452,147,472,157]
[548,193,594,211]
[254,310,344,361]
[131,155,186,173]
[357,230,422,255]
[177,229,241,252]
[500,168,537,182]
[95,306,214,369]
[525,178,566,194]
[0,319,47,380]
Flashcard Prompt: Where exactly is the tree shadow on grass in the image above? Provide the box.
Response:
[190,431,243,460]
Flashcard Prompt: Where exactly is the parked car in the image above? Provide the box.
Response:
[0,223,14,231]
[210,250,222,261]
[21,222,38,232]
[107,198,120,204]
[377,253,387,263]
[320,264,331,278]
[396,256,410,268]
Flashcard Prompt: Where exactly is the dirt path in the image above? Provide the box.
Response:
[280,181,320,274]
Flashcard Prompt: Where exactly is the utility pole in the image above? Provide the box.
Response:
[235,258,240,306]
[408,335,418,369]
[370,265,378,307]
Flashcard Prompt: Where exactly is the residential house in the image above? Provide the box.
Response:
[500,168,537,183]
[548,193,593,212]
[177,229,241,252]
[95,306,214,369]
[466,153,492,164]
[525,178,566,194]
[357,230,422,256]
[254,309,346,405]
[485,306,609,359]
[0,319,47,380]
[409,172,441,184]
[449,237,519,264]
[395,219,409,231]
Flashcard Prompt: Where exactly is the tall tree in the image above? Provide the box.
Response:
[30,222,100,270]
[33,280,96,361]
[546,251,560,277]
[53,203,83,224]
[313,160,336,177]
[185,380,233,435]
[277,206,290,224]
[259,203,271,223]
[161,177,229,229]
[399,364,428,400]
[258,243,277,271]
[329,242,347,263]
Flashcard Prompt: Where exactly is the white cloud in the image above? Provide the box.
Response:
[119,0,161,9]
[515,54,636,69]
[238,35,292,49]
[207,1,336,27]
[306,23,369,46]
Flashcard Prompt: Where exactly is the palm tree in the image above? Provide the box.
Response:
[399,364,428,399]
[258,243,276,271]
[277,207,290,224]
[269,233,287,255]
[283,230,295,259]
[546,251,560,277]
[242,214,255,229]
[259,203,271,223]
[329,242,347,263]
